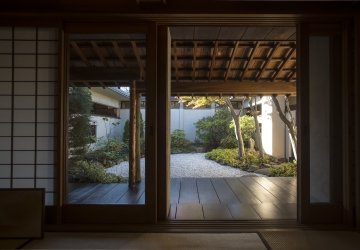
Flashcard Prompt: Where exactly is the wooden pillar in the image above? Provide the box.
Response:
[129,81,141,189]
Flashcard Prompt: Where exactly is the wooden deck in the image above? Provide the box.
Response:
[68,176,296,220]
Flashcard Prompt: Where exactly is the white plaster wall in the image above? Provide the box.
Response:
[271,96,286,158]
[91,116,122,142]
[118,109,146,141]
[261,97,274,156]
[181,108,216,141]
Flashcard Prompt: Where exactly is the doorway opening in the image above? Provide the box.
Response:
[65,33,147,205]
[167,26,297,220]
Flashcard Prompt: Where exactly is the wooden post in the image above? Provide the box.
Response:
[135,91,141,183]
[129,81,140,189]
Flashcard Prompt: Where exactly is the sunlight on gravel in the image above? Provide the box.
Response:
[106,153,257,179]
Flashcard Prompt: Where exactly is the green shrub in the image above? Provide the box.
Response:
[269,162,297,177]
[171,129,195,154]
[69,160,125,183]
[195,108,234,151]
[229,115,256,148]
[205,148,277,171]
[85,138,128,168]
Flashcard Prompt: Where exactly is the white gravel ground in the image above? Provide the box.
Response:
[106,153,256,178]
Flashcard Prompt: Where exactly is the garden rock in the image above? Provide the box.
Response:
[247,165,259,172]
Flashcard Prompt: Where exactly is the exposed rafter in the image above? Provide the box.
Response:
[272,47,296,81]
[208,41,218,82]
[112,41,127,67]
[71,42,92,67]
[224,41,240,81]
[240,42,260,81]
[91,41,109,67]
[256,42,281,81]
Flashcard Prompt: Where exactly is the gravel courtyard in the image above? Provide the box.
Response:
[106,153,256,178]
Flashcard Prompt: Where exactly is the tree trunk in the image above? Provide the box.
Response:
[225,98,245,158]
[271,95,297,161]
[249,97,264,157]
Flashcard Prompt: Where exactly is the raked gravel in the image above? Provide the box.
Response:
[106,153,257,178]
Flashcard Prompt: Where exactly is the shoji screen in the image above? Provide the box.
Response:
[0,27,58,206]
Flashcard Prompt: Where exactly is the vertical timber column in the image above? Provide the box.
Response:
[135,91,141,183]
[157,26,171,220]
[129,81,140,189]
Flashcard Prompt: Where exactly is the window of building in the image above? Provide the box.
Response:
[91,103,120,118]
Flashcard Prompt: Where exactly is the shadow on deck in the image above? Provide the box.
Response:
[68,176,296,220]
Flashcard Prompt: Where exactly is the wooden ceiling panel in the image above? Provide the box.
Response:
[241,27,273,40]
[194,27,220,40]
[217,27,247,40]
[170,26,194,40]
[265,27,296,41]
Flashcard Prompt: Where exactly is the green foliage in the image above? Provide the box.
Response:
[195,108,234,151]
[219,135,238,149]
[85,138,128,168]
[171,129,195,154]
[229,115,256,148]
[269,162,297,177]
[205,148,276,171]
[69,160,125,183]
[122,112,145,144]
[68,87,94,155]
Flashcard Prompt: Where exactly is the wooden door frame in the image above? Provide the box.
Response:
[297,21,355,225]
[60,22,158,224]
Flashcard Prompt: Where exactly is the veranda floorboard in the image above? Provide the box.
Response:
[178,178,199,204]
[211,178,240,205]
[175,203,204,220]
[202,204,233,220]
[197,178,220,204]
[225,178,262,204]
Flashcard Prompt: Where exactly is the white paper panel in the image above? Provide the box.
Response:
[0,27,12,39]
[0,110,11,122]
[36,151,54,164]
[0,137,11,150]
[13,179,34,188]
[0,68,12,81]
[36,179,54,192]
[13,151,35,164]
[38,110,55,122]
[0,96,11,108]
[0,151,11,164]
[14,96,36,109]
[14,110,36,122]
[37,68,57,81]
[37,96,55,109]
[45,192,54,206]
[0,54,12,67]
[0,41,12,53]
[38,55,57,67]
[37,137,55,150]
[0,123,11,136]
[14,82,35,95]
[0,82,12,95]
[14,41,36,54]
[13,123,35,136]
[14,55,36,67]
[38,82,55,95]
[13,165,35,178]
[36,165,54,178]
[14,27,36,40]
[0,179,11,188]
[13,137,35,150]
[14,68,36,81]
[38,41,57,54]
[37,123,54,136]
[0,165,11,178]
[38,28,58,40]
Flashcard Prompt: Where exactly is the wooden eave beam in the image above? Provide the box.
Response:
[131,41,144,80]
[240,42,259,81]
[256,42,281,81]
[224,41,239,81]
[112,41,127,67]
[71,42,92,67]
[134,81,296,95]
[91,41,109,67]
[271,47,296,82]
[69,67,139,81]
[209,41,218,82]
